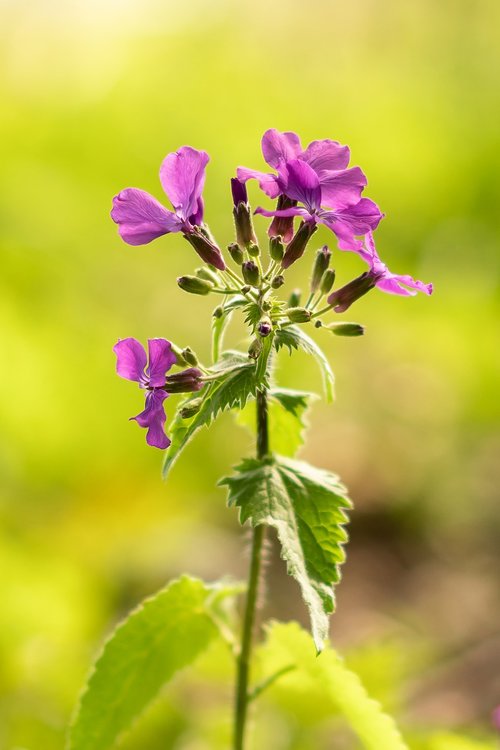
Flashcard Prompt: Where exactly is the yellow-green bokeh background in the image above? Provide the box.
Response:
[1,0,499,747]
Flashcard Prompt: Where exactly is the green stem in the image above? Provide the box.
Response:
[233,389,269,750]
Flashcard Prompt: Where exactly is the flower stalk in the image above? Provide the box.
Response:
[234,388,269,750]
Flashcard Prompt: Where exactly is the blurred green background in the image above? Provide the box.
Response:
[1,0,499,747]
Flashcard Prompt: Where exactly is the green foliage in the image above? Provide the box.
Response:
[68,576,233,750]
[211,296,247,362]
[220,456,351,651]
[258,622,410,750]
[236,388,315,456]
[275,325,335,401]
[163,352,267,478]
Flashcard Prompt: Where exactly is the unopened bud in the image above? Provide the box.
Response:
[269,196,297,243]
[271,274,285,289]
[320,268,336,295]
[180,397,203,419]
[257,316,272,337]
[269,236,284,262]
[325,322,365,337]
[171,343,188,367]
[288,289,301,307]
[247,243,260,257]
[227,242,244,265]
[177,275,214,295]
[230,177,248,206]
[282,221,317,269]
[262,300,272,312]
[327,272,377,312]
[233,203,257,248]
[181,347,199,366]
[310,246,332,293]
[165,367,204,393]
[241,285,251,295]
[184,231,225,271]
[248,337,263,359]
[285,307,312,323]
[212,305,224,319]
[196,266,220,285]
[242,261,260,287]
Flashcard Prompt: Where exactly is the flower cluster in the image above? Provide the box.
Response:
[111,128,432,448]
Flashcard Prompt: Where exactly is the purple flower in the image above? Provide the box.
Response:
[327,232,433,312]
[113,337,203,449]
[237,128,367,210]
[255,159,383,265]
[111,146,225,270]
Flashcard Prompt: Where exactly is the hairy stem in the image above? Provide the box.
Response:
[233,388,269,750]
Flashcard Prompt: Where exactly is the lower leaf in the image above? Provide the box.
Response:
[68,576,234,750]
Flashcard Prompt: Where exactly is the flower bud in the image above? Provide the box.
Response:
[177,275,214,295]
[271,274,284,289]
[165,367,204,393]
[269,236,284,262]
[310,246,332,293]
[212,305,224,319]
[257,316,272,337]
[231,178,257,248]
[288,288,301,307]
[180,397,203,419]
[247,243,260,257]
[262,300,272,312]
[325,322,365,337]
[181,347,199,366]
[241,285,251,295]
[196,266,220,285]
[248,337,263,359]
[327,272,377,312]
[171,343,188,366]
[282,221,317,269]
[242,261,260,287]
[269,195,297,243]
[184,231,225,270]
[320,268,336,295]
[227,242,245,265]
[285,307,312,323]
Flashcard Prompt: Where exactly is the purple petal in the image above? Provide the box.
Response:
[319,166,368,210]
[376,275,433,296]
[111,189,182,245]
[188,196,204,226]
[279,160,322,211]
[255,206,310,219]
[160,146,209,222]
[113,338,147,383]
[146,339,176,387]
[231,177,248,206]
[236,167,280,199]
[335,198,384,234]
[300,139,350,172]
[261,129,302,169]
[131,390,170,449]
[320,217,363,252]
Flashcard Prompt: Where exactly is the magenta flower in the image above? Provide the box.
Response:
[327,231,433,312]
[255,159,383,266]
[113,337,203,449]
[237,128,367,210]
[111,146,225,270]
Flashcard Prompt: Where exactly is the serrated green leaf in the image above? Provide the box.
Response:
[258,622,410,750]
[68,576,233,750]
[220,456,351,651]
[162,352,266,479]
[236,388,315,457]
[275,325,335,401]
[243,301,262,329]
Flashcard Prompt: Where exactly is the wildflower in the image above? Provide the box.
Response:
[237,128,367,209]
[111,146,225,269]
[255,160,383,265]
[113,337,203,449]
[328,232,433,312]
